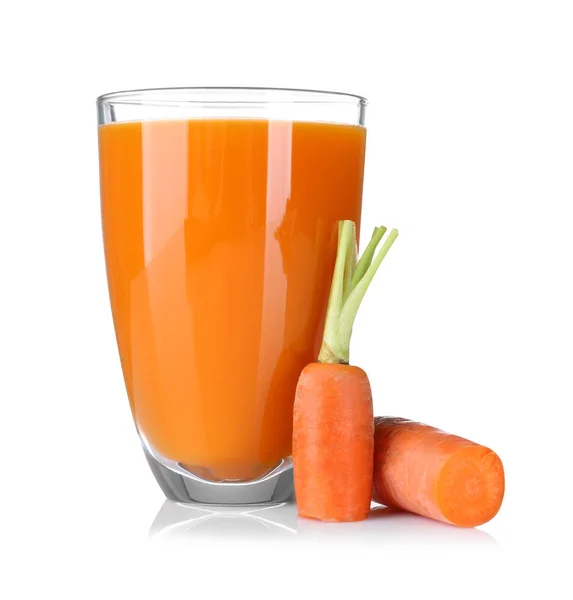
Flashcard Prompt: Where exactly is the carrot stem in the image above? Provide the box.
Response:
[343,222,358,303]
[350,226,387,289]
[318,221,398,365]
[338,228,398,350]
[319,221,356,364]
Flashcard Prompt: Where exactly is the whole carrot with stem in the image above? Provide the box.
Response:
[293,220,398,522]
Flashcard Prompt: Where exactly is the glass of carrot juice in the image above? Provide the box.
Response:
[97,88,367,504]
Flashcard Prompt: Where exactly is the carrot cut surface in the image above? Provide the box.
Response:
[373,417,505,527]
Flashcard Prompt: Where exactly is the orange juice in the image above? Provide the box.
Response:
[98,119,365,481]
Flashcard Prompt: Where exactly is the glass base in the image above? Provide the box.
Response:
[141,438,294,505]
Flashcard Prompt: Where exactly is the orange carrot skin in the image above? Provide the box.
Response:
[293,363,374,522]
[373,417,505,527]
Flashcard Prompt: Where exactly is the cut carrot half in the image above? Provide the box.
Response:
[372,417,505,527]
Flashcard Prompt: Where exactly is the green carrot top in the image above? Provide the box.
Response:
[318,220,398,365]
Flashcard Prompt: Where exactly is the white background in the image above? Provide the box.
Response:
[1,0,572,598]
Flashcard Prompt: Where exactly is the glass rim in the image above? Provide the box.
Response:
[96,86,368,106]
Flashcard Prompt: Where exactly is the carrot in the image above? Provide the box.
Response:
[293,220,398,522]
[372,417,505,527]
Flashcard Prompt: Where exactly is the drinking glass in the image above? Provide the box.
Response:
[97,87,367,504]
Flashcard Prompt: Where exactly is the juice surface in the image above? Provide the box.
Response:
[98,119,365,480]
